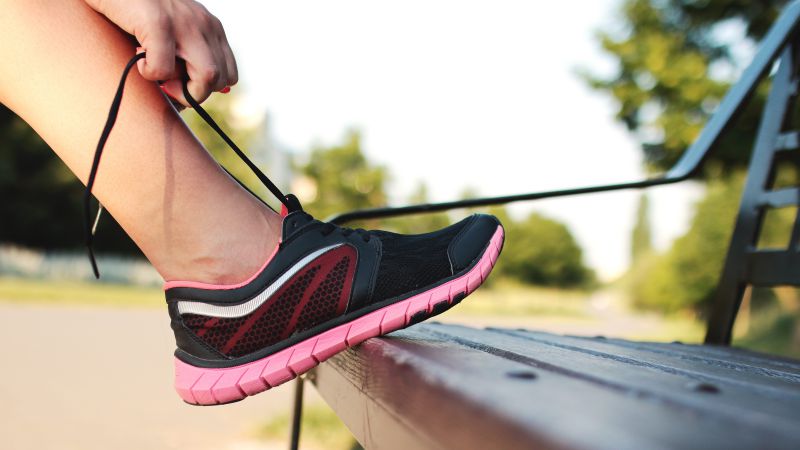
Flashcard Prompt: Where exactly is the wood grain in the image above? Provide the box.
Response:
[310,323,800,450]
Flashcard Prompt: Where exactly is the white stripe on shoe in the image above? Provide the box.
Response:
[175,244,343,318]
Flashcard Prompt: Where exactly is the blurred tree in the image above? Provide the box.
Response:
[181,95,268,200]
[499,210,594,288]
[425,188,594,288]
[297,130,388,221]
[590,0,796,314]
[631,172,795,314]
[383,182,451,234]
[633,173,741,313]
[631,193,653,264]
[586,0,787,173]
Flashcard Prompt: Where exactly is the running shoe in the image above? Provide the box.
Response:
[168,201,503,405]
[84,53,504,405]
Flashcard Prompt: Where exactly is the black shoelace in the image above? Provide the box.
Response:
[84,52,301,278]
[320,221,370,242]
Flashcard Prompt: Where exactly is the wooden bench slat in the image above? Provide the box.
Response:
[502,328,800,391]
[603,337,800,376]
[432,325,800,431]
[311,324,800,450]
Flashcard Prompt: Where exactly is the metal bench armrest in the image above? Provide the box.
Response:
[329,1,800,225]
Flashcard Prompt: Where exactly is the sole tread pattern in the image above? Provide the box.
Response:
[174,225,505,405]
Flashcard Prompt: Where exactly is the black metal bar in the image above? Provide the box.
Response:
[761,187,800,208]
[665,0,800,180]
[289,378,304,450]
[747,251,800,285]
[328,1,800,225]
[705,44,798,345]
[330,178,678,224]
[776,131,800,150]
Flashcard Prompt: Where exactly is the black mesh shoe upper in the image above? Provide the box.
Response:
[370,225,460,301]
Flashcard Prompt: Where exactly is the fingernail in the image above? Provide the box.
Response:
[160,85,178,100]
[219,86,231,94]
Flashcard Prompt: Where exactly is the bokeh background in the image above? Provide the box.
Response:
[1,1,798,449]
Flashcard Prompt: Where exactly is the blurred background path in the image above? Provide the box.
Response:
[0,303,323,450]
[0,286,706,450]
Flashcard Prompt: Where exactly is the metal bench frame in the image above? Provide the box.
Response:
[330,1,800,346]
[291,2,800,448]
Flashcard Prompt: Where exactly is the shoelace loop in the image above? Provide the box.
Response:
[85,52,301,278]
[320,223,371,242]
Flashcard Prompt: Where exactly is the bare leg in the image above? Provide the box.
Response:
[0,0,282,284]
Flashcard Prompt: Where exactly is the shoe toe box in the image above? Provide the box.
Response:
[447,214,502,273]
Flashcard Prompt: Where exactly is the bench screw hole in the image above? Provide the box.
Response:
[689,382,720,394]
[507,370,537,380]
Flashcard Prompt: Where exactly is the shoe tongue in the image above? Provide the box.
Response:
[281,193,304,218]
[281,209,314,240]
[279,193,312,239]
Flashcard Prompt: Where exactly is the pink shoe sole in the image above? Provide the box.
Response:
[174,225,504,405]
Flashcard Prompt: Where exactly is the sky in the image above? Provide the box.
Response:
[199,0,704,280]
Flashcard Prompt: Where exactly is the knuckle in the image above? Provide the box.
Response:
[145,8,172,32]
[198,65,221,84]
[194,4,214,26]
[198,14,212,28]
[154,14,171,31]
[146,65,171,80]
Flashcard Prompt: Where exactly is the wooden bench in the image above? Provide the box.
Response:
[311,324,800,449]
[291,2,800,449]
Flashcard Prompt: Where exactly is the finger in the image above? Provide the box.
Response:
[137,27,177,81]
[159,84,186,111]
[180,38,226,105]
[202,30,231,92]
[220,41,238,87]
[158,60,188,107]
[159,79,189,107]
[204,13,236,88]
[217,26,238,87]
[160,53,219,107]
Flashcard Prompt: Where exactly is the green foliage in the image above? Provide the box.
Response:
[631,193,653,264]
[256,403,361,450]
[296,130,388,221]
[0,276,162,307]
[594,0,798,318]
[498,209,595,288]
[296,142,594,288]
[632,174,741,313]
[181,95,266,197]
[631,172,796,314]
[587,0,787,173]
[737,290,800,359]
[382,182,451,234]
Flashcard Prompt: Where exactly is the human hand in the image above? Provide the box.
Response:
[85,0,237,106]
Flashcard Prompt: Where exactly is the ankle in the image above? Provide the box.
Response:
[161,207,283,286]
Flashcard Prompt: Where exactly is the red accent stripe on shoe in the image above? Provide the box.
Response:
[174,225,504,405]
